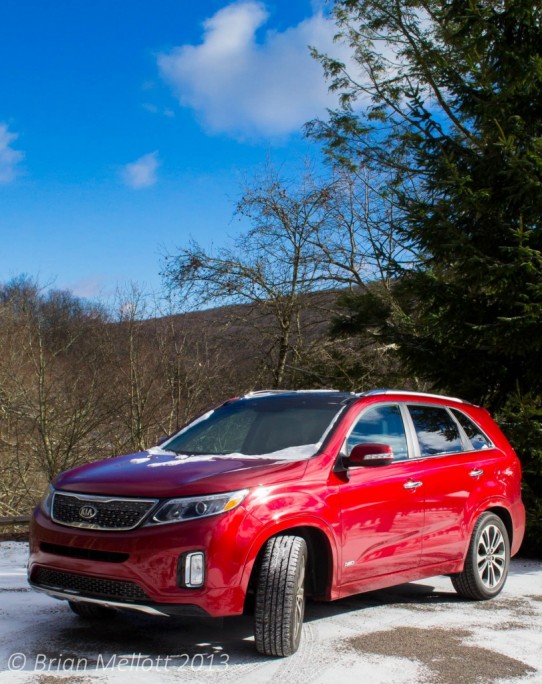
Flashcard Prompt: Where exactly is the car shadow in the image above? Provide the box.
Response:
[22,580,464,669]
[305,580,467,623]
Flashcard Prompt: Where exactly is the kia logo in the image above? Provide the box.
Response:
[79,505,98,520]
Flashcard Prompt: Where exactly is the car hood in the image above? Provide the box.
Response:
[53,446,313,497]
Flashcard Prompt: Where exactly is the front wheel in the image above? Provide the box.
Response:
[254,535,307,657]
[451,512,510,600]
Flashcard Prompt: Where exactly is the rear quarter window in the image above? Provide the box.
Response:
[451,409,492,450]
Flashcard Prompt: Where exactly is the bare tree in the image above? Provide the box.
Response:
[104,286,236,451]
[0,278,113,490]
[163,165,333,388]
[155,316,232,434]
[312,166,417,292]
[0,277,242,518]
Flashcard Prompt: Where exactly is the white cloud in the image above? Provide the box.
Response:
[122,151,159,189]
[69,276,106,299]
[0,123,24,183]
[157,2,350,138]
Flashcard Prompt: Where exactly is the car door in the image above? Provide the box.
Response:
[404,403,495,566]
[334,403,426,586]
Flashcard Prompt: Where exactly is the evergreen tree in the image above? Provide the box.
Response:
[310,1,542,553]
[311,0,542,406]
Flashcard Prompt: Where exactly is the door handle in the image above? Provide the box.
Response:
[469,468,484,478]
[403,480,423,490]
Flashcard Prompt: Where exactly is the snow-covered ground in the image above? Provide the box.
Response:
[1,541,541,683]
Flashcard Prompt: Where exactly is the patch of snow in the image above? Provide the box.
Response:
[2,542,541,683]
[146,443,320,466]
[146,446,181,457]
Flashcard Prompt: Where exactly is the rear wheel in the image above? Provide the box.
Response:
[254,535,307,657]
[451,512,510,600]
[69,600,116,619]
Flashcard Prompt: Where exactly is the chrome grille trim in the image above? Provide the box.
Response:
[52,491,159,531]
[31,586,170,616]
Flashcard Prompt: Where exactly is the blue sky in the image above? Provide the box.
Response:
[0,0,348,301]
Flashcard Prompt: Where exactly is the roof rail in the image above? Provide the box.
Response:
[360,388,465,403]
[244,389,345,397]
[244,390,285,396]
[361,388,393,396]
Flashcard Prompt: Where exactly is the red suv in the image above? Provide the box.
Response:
[29,390,525,656]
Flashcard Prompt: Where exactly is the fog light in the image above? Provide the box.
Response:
[182,551,205,588]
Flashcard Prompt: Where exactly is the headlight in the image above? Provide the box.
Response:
[40,485,54,517]
[147,489,249,526]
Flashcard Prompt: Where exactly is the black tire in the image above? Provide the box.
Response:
[69,600,116,619]
[254,535,307,657]
[451,512,510,600]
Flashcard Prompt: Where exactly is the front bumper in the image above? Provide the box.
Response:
[28,505,255,618]
[29,582,209,617]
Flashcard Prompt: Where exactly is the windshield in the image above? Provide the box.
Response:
[163,394,349,458]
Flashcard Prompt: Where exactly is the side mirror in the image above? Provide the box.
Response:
[346,442,394,467]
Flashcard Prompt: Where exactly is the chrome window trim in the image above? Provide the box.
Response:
[402,402,496,461]
[404,402,465,459]
[450,408,495,452]
[340,400,497,464]
[341,402,411,462]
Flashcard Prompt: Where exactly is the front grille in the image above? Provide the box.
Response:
[31,567,148,602]
[40,542,129,563]
[52,491,158,530]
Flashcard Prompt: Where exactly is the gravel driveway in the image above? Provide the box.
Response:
[1,542,541,683]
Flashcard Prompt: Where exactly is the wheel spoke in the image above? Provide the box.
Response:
[293,565,305,639]
[488,563,496,587]
[476,525,506,588]
[488,526,497,549]
[494,540,505,555]
[477,558,489,575]
[478,530,490,555]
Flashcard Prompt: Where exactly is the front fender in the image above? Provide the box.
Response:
[238,511,341,601]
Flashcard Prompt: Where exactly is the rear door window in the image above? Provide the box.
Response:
[408,405,464,456]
